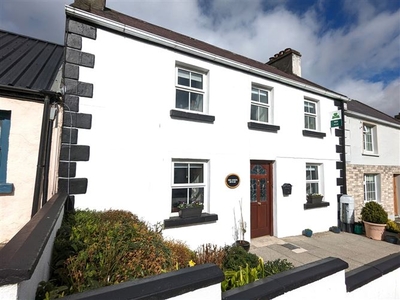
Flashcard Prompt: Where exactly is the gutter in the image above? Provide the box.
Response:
[65,5,351,102]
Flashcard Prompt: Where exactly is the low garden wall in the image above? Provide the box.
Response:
[0,193,69,300]
[0,195,399,300]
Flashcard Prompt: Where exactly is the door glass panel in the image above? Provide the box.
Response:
[250,178,257,202]
[260,178,267,201]
[251,164,266,175]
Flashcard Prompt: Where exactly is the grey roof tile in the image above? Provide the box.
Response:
[0,30,64,91]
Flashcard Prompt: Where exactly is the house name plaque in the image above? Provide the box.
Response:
[226,174,240,189]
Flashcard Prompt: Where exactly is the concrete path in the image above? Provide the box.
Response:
[250,231,400,271]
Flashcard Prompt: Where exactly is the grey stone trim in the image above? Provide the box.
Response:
[302,130,326,138]
[66,33,82,50]
[64,95,79,112]
[170,109,215,123]
[58,178,88,194]
[66,48,95,68]
[62,127,78,144]
[59,161,76,177]
[248,122,280,133]
[68,19,96,39]
[64,79,94,98]
[60,145,90,161]
[63,111,92,129]
[65,63,80,80]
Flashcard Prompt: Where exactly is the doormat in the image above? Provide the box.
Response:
[281,243,307,253]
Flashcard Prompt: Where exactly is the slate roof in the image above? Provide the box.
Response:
[70,2,346,99]
[0,30,64,91]
[347,100,400,126]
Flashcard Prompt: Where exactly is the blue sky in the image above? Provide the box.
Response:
[1,0,399,116]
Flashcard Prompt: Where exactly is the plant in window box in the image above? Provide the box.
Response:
[178,201,204,219]
[233,199,250,252]
[384,220,400,244]
[306,193,324,204]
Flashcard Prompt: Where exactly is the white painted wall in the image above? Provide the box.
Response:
[74,28,341,248]
[345,115,400,166]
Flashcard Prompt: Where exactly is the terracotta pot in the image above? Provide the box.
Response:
[363,221,386,240]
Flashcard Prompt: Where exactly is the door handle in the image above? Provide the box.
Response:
[258,202,261,205]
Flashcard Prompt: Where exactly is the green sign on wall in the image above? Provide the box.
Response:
[330,111,342,128]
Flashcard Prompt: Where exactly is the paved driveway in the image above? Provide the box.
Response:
[250,231,400,271]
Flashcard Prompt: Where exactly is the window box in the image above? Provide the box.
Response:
[179,206,203,219]
[306,194,324,204]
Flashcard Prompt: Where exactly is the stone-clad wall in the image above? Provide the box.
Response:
[346,164,400,220]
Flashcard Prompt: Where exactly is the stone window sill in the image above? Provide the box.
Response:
[0,183,13,194]
[170,109,215,124]
[304,202,330,210]
[248,122,280,133]
[362,152,379,157]
[164,213,218,229]
[302,130,326,139]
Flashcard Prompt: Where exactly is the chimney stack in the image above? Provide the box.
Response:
[395,113,400,120]
[266,48,302,77]
[74,0,106,10]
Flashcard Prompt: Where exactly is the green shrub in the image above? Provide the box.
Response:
[386,220,400,233]
[37,209,194,298]
[361,201,388,224]
[264,258,294,276]
[221,262,262,292]
[222,246,259,271]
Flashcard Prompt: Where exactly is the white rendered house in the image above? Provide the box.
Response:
[345,100,400,221]
[61,0,350,248]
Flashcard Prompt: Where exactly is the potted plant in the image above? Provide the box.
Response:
[354,221,364,235]
[306,193,324,204]
[233,199,250,251]
[384,220,400,244]
[178,201,204,218]
[360,201,388,240]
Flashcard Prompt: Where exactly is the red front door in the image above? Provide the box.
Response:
[250,161,273,238]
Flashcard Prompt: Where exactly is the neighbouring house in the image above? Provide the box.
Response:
[0,30,64,243]
[345,100,400,221]
[62,0,350,248]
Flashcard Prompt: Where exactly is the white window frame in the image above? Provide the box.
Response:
[175,65,208,113]
[171,159,209,214]
[250,86,271,124]
[306,163,323,196]
[364,174,380,202]
[363,123,378,154]
[304,99,318,130]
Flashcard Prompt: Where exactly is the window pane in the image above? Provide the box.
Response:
[178,69,190,86]
[174,163,188,183]
[250,105,258,121]
[304,101,316,114]
[259,106,268,123]
[305,115,316,129]
[176,90,189,109]
[191,72,203,89]
[363,126,373,151]
[250,178,257,202]
[306,183,319,194]
[306,165,318,180]
[251,88,259,102]
[189,187,204,203]
[172,188,188,211]
[260,90,268,104]
[364,175,376,201]
[190,93,203,112]
[190,164,203,183]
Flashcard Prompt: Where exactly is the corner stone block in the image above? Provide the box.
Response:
[60,145,90,161]
[63,112,92,129]
[62,127,78,144]
[64,95,79,112]
[58,178,88,194]
[64,79,93,98]
[64,63,79,80]
[68,19,96,39]
[67,33,82,50]
[59,161,77,177]
[66,48,95,68]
